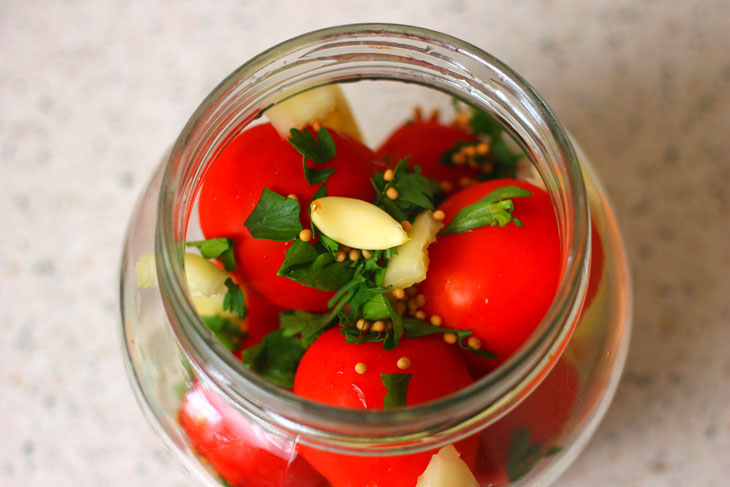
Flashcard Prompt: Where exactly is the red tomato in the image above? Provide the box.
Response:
[293,328,478,487]
[420,179,561,373]
[475,359,579,485]
[198,123,382,311]
[376,120,481,188]
[178,384,328,487]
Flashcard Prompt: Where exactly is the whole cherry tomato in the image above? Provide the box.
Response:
[420,179,561,373]
[293,327,478,487]
[376,120,481,190]
[178,384,328,487]
[198,123,382,311]
[475,359,579,485]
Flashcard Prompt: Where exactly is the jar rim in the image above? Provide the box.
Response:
[155,23,589,453]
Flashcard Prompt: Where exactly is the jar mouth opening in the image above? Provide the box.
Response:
[155,23,589,451]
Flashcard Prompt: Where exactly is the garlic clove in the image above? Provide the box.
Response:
[416,445,478,487]
[383,210,443,289]
[267,84,362,140]
[135,252,228,297]
[310,197,409,250]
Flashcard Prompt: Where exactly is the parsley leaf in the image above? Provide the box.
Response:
[288,127,336,163]
[505,427,562,482]
[346,317,496,359]
[303,165,336,185]
[244,188,302,241]
[288,128,337,186]
[381,373,411,408]
[222,278,246,318]
[200,315,247,352]
[280,309,338,347]
[241,330,304,388]
[277,239,355,290]
[372,158,439,222]
[186,238,237,271]
[438,185,532,236]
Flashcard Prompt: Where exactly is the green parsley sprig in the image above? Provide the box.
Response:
[438,185,531,236]
[186,238,237,271]
[372,157,439,223]
[288,127,337,186]
[342,317,496,359]
[381,372,411,408]
[443,102,522,180]
[244,188,303,241]
[200,315,247,352]
[506,427,562,482]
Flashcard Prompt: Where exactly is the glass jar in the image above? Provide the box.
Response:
[120,24,631,487]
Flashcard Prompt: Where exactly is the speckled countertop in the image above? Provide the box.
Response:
[1,1,728,486]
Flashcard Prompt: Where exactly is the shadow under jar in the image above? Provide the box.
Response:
[120,24,631,487]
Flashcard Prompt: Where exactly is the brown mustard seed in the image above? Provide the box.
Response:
[355,362,367,374]
[439,180,454,193]
[459,176,475,188]
[452,152,467,166]
[415,294,426,307]
[392,288,406,300]
[286,193,299,201]
[444,333,458,344]
[415,310,426,320]
[362,249,373,259]
[406,286,419,297]
[397,357,412,370]
[371,320,385,333]
[386,187,399,200]
[335,251,346,262]
[463,145,477,157]
[432,210,445,222]
[383,169,394,181]
[476,142,489,155]
[454,111,470,127]
[467,336,482,350]
[356,319,370,331]
[430,315,443,327]
[401,220,413,233]
[407,298,419,311]
[396,302,406,315]
[299,229,312,242]
[348,249,360,261]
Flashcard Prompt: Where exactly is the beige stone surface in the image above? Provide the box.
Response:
[1,1,728,486]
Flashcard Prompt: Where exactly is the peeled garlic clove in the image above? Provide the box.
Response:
[267,85,362,141]
[416,445,478,487]
[135,252,228,297]
[310,197,409,250]
[384,211,443,289]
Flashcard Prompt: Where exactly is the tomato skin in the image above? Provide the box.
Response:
[293,328,478,487]
[198,123,382,311]
[420,179,561,372]
[178,384,328,487]
[475,359,578,485]
[376,120,480,186]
